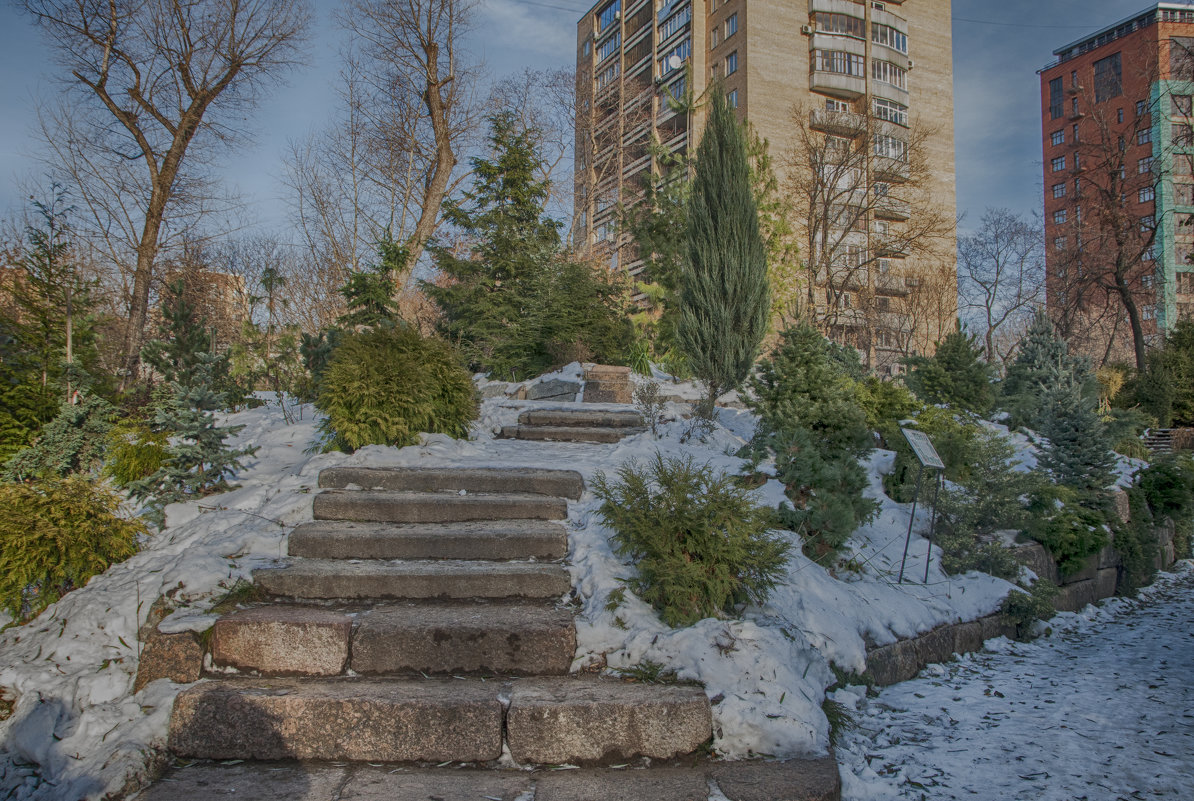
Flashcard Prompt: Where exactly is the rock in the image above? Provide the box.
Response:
[582,383,633,404]
[135,762,347,801]
[952,621,984,655]
[712,756,843,801]
[1095,568,1119,600]
[527,379,581,401]
[1098,544,1122,569]
[912,626,955,668]
[340,768,533,800]
[1011,542,1059,584]
[135,630,203,693]
[1060,554,1098,585]
[865,639,919,686]
[1112,490,1131,524]
[210,606,352,676]
[533,767,708,801]
[168,678,504,762]
[1053,579,1097,612]
[506,678,711,765]
[978,614,1016,642]
[582,365,632,380]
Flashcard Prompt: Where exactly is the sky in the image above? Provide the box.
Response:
[0,0,1158,241]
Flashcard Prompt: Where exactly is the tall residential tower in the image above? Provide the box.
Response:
[574,0,958,372]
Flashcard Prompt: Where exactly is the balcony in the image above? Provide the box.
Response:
[874,196,910,220]
[877,274,909,296]
[809,109,866,137]
[809,71,866,100]
[872,156,910,182]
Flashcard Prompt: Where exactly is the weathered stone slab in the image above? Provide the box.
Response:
[313,490,568,523]
[912,626,955,668]
[527,379,581,401]
[978,614,1016,642]
[168,678,503,762]
[1098,544,1122,569]
[583,365,632,380]
[254,560,571,601]
[1060,554,1098,585]
[506,678,711,765]
[952,621,984,655]
[210,606,351,676]
[288,519,568,561]
[712,757,843,801]
[865,639,919,686]
[1112,490,1131,524]
[533,767,708,801]
[1095,567,1119,600]
[1053,579,1097,612]
[499,425,643,443]
[582,382,633,404]
[339,768,532,800]
[317,466,584,499]
[135,762,347,801]
[135,631,203,693]
[518,409,644,428]
[351,604,575,675]
[1011,542,1059,584]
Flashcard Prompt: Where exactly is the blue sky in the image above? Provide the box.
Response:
[0,0,1149,239]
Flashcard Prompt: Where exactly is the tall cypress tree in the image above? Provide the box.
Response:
[676,87,770,414]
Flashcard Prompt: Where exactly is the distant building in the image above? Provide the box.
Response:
[1039,2,1194,363]
[574,0,959,371]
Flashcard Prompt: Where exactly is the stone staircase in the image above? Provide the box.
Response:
[1144,428,1176,454]
[499,407,646,443]
[164,466,712,767]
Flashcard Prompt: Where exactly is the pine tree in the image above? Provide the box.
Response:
[142,281,244,407]
[1001,310,1094,429]
[337,237,406,330]
[903,327,994,414]
[676,87,770,413]
[1037,366,1116,495]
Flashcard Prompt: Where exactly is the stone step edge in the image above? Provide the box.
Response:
[317,466,585,500]
[138,757,842,801]
[288,519,568,561]
[497,425,645,443]
[312,491,569,523]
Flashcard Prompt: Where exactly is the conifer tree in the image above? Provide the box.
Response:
[1,393,114,481]
[676,87,769,413]
[903,327,993,414]
[337,237,407,330]
[1001,310,1094,429]
[1037,367,1116,495]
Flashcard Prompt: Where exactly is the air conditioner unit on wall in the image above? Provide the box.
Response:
[800,24,813,35]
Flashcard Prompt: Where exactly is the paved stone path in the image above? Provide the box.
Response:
[836,566,1194,800]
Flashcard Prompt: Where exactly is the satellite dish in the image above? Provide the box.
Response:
[667,54,682,71]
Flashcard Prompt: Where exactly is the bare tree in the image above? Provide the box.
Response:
[21,0,311,382]
[783,103,953,371]
[958,208,1046,364]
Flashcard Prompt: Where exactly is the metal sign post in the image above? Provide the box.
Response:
[897,427,945,584]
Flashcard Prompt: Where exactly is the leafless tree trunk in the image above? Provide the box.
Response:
[21,0,310,385]
[958,208,1047,364]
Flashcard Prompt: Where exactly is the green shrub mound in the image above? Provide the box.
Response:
[0,476,148,621]
[593,454,791,627]
[1,393,114,481]
[316,326,478,452]
[104,422,169,487]
[1025,485,1110,577]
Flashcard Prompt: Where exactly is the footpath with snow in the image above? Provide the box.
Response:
[0,365,1167,799]
[835,564,1194,800]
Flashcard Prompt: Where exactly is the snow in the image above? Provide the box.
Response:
[0,372,1146,798]
[835,562,1194,800]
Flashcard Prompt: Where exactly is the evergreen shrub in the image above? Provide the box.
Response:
[999,579,1058,640]
[1112,488,1159,595]
[104,422,169,487]
[883,407,985,502]
[316,326,477,452]
[593,454,791,627]
[1025,485,1110,577]
[1,394,114,481]
[902,328,993,414]
[0,477,147,621]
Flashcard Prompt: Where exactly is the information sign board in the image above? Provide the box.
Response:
[901,428,945,471]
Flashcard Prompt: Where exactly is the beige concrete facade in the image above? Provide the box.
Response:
[575,0,958,371]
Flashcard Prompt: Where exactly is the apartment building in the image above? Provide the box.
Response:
[574,0,958,371]
[1039,2,1194,364]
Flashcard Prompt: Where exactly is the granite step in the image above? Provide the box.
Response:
[318,466,585,500]
[517,408,645,429]
[350,603,576,675]
[209,606,352,676]
[499,425,644,444]
[138,759,843,801]
[312,490,568,524]
[288,519,569,561]
[253,559,572,601]
[167,676,712,766]
[168,677,503,762]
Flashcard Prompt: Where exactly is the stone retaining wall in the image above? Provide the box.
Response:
[865,508,1180,687]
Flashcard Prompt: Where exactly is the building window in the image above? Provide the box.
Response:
[815,12,864,38]
[1051,156,1066,172]
[711,27,720,47]
[1141,214,1155,231]
[873,133,907,161]
[725,12,737,38]
[1145,246,1156,262]
[1093,52,1123,102]
[1177,183,1194,205]
[1049,77,1064,120]
[871,60,907,90]
[1138,99,1149,116]
[813,50,865,77]
[1118,108,1125,124]
[1175,122,1194,146]
[1143,273,1155,289]
[1075,177,1082,193]
[873,97,908,126]
[1052,183,1067,198]
[658,40,690,76]
[582,39,591,57]
[596,0,620,34]
[1072,97,1080,116]
[1139,157,1154,174]
[1175,95,1194,115]
[873,182,890,197]
[1053,236,1067,250]
[1138,127,1152,145]
[597,31,621,62]
[728,89,738,108]
[725,50,738,75]
[1143,305,1156,321]
[872,23,907,53]
[1140,186,1156,203]
[1051,130,1064,146]
[596,61,620,90]
[659,6,691,41]
[1073,123,1080,142]
[1053,209,1067,224]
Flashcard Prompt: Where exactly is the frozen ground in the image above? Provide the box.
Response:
[835,563,1194,801]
